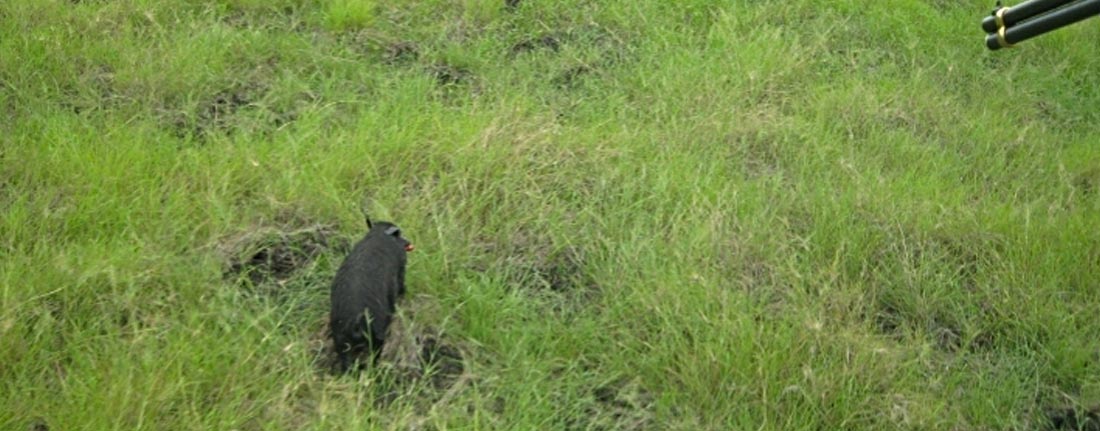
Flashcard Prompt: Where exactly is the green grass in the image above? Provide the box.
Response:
[3,0,1100,429]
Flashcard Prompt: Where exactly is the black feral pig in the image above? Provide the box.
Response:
[330,219,414,373]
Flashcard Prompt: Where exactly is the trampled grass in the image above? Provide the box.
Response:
[2,0,1099,429]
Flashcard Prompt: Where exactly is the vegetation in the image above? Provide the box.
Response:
[2,0,1099,429]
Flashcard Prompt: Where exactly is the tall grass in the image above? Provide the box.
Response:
[2,0,1099,429]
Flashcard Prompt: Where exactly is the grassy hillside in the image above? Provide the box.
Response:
[2,0,1099,429]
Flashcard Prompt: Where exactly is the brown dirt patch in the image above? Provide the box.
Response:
[552,65,592,89]
[27,418,49,431]
[429,63,472,87]
[310,295,469,398]
[383,41,420,64]
[468,223,601,306]
[1073,167,1100,197]
[865,224,1004,352]
[1046,405,1100,431]
[172,83,264,140]
[510,34,561,56]
[567,377,656,431]
[221,222,347,300]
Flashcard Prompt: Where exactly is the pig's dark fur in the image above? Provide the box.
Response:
[329,220,410,372]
